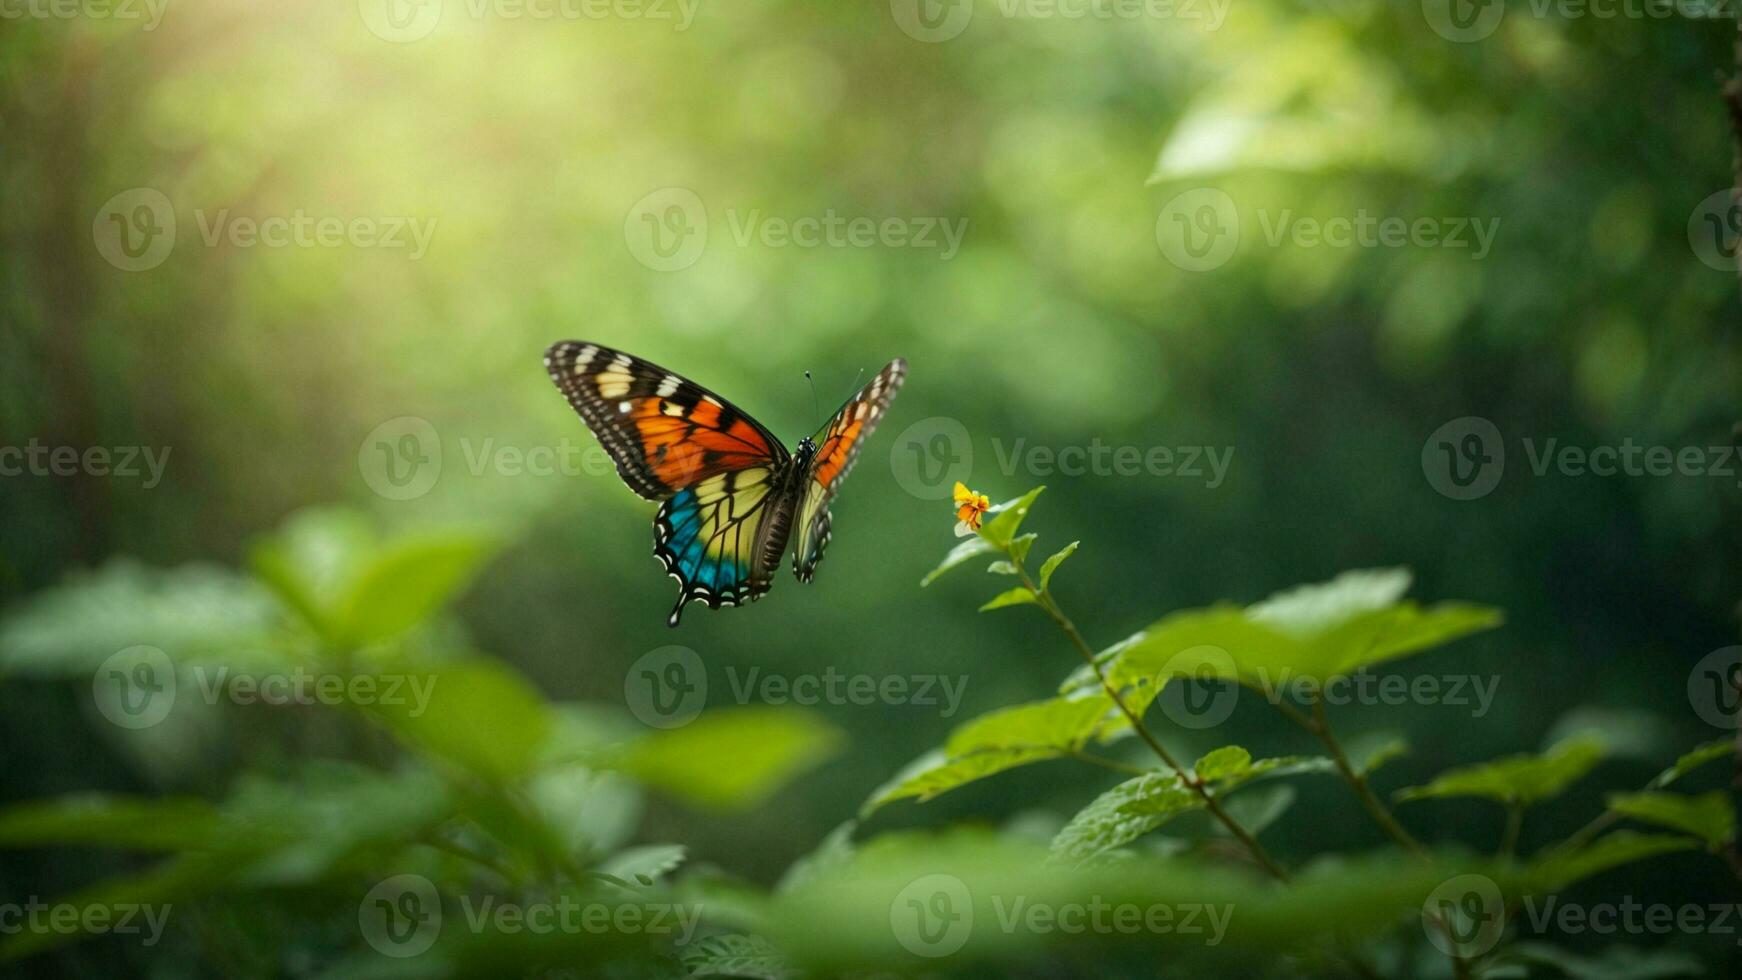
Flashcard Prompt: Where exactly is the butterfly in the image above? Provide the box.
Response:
[544,341,907,627]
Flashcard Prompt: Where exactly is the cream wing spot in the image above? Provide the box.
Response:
[657,375,681,397]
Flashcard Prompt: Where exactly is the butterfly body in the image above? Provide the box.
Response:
[544,342,904,626]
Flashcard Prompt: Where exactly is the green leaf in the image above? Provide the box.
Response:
[1652,739,1733,788]
[1106,568,1502,692]
[777,821,857,896]
[862,748,1063,815]
[596,843,688,886]
[334,531,500,646]
[1038,541,1078,591]
[1049,773,1201,867]
[622,708,843,811]
[1530,831,1700,890]
[979,587,1038,612]
[986,561,1018,575]
[921,536,997,587]
[1343,731,1410,776]
[1396,737,1604,807]
[0,796,220,852]
[862,695,1121,814]
[1008,533,1038,563]
[370,658,553,781]
[1606,791,1734,849]
[1217,784,1296,839]
[0,560,280,678]
[681,934,795,980]
[1193,746,1252,783]
[978,486,1045,548]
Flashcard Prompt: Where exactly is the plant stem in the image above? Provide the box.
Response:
[1295,695,1429,858]
[1009,551,1292,883]
[1065,749,1151,777]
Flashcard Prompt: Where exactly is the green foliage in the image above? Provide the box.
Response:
[1396,737,1605,807]
[617,707,844,811]
[1605,791,1735,850]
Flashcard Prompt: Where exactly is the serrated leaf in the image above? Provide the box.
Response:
[1193,746,1252,783]
[1606,791,1734,849]
[921,536,997,587]
[681,934,795,980]
[622,708,843,811]
[986,561,1017,575]
[863,695,1120,814]
[777,821,856,896]
[1530,832,1700,890]
[597,843,687,886]
[1105,569,1501,692]
[1396,738,1604,807]
[979,587,1038,612]
[1049,773,1201,866]
[1038,541,1078,591]
[978,486,1045,548]
[1652,739,1733,788]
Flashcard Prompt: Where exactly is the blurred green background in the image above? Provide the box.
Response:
[3,0,1741,975]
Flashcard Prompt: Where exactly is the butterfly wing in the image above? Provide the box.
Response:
[544,341,789,500]
[792,358,907,582]
[545,341,794,625]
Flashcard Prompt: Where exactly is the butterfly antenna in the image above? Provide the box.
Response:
[805,370,822,432]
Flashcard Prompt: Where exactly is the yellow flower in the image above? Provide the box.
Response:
[952,481,991,537]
